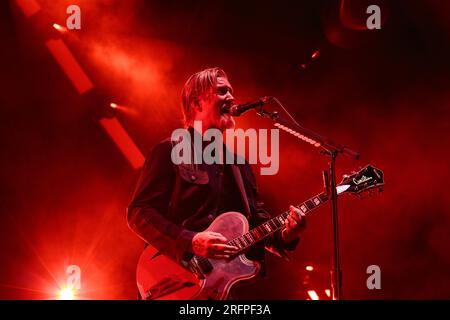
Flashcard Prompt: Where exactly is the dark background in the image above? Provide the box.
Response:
[1,0,449,299]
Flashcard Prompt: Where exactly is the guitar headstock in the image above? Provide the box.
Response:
[337,165,384,196]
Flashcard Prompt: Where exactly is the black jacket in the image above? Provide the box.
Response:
[127,132,298,268]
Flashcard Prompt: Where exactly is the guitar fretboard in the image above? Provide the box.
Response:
[228,192,329,252]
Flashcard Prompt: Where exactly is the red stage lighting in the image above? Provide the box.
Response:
[99,117,145,169]
[15,0,40,18]
[45,39,94,94]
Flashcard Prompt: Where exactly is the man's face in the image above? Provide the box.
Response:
[196,76,235,131]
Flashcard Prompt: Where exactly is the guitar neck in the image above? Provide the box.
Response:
[227,192,329,252]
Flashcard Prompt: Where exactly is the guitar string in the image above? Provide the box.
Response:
[227,192,329,253]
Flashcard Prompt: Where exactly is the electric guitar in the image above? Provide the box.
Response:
[136,165,384,300]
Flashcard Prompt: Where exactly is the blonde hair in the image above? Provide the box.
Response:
[181,67,228,126]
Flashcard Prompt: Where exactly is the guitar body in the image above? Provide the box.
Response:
[135,164,385,300]
[136,211,261,300]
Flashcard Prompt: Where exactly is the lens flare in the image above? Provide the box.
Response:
[57,287,76,300]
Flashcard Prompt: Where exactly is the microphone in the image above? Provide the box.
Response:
[220,96,273,116]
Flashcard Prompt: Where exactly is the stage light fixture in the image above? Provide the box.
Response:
[53,23,68,33]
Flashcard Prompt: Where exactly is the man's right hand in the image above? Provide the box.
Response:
[192,231,239,259]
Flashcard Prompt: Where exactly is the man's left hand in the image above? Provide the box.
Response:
[282,205,306,244]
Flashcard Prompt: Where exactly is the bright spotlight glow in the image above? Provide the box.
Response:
[53,23,68,33]
[57,287,76,300]
[110,103,118,109]
[311,50,320,60]
[307,290,319,300]
[306,265,314,271]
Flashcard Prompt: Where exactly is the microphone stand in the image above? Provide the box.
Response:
[255,107,360,300]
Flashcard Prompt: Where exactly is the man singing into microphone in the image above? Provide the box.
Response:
[127,67,306,299]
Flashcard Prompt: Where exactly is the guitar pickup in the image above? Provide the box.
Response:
[188,256,213,278]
